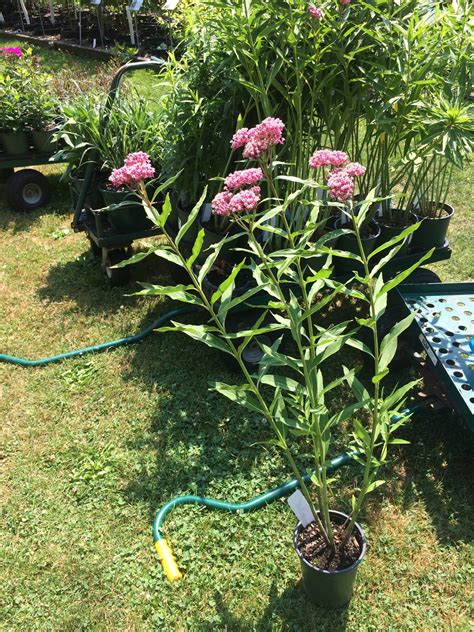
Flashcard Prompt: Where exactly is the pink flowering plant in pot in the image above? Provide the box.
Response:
[112,122,433,605]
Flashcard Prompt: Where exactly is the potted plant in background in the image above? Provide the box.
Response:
[53,91,164,231]
[404,95,473,250]
[109,122,432,605]
[27,77,60,153]
[0,47,30,155]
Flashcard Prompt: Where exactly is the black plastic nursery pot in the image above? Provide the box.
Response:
[100,185,153,234]
[376,212,417,256]
[293,511,366,609]
[30,130,56,153]
[334,219,381,267]
[0,131,30,155]
[411,204,454,250]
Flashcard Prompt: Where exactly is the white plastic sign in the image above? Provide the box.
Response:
[129,0,143,11]
[163,0,180,10]
[287,490,314,527]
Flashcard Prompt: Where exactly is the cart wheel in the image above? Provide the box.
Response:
[6,169,50,211]
[223,311,277,373]
[88,237,102,258]
[103,249,130,286]
[402,268,441,285]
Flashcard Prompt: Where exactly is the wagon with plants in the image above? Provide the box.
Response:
[52,59,167,284]
[0,45,63,210]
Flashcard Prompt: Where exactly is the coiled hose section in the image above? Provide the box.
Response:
[0,307,196,366]
[153,400,432,582]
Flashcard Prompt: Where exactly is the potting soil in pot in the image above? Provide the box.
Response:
[296,521,361,572]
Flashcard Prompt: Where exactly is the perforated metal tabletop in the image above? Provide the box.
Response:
[398,283,474,429]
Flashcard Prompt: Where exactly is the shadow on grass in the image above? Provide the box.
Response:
[398,405,473,544]
[36,240,186,315]
[194,584,349,631]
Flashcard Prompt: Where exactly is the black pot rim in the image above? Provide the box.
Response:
[415,203,454,220]
[377,211,417,229]
[334,218,381,241]
[293,510,367,576]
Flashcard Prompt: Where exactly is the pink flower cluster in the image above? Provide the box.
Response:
[224,167,263,190]
[309,149,349,169]
[231,117,285,160]
[1,47,22,58]
[326,171,354,202]
[340,0,351,5]
[308,4,324,19]
[309,149,366,201]
[212,168,264,216]
[109,152,155,189]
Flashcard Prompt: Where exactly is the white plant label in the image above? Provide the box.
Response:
[163,0,180,10]
[287,490,314,527]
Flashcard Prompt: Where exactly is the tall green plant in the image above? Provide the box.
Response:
[113,153,432,557]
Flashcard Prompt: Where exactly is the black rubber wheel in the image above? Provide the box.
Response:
[88,237,102,258]
[223,311,278,373]
[402,267,441,285]
[103,249,130,286]
[6,169,50,211]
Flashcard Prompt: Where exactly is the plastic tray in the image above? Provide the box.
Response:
[398,282,474,428]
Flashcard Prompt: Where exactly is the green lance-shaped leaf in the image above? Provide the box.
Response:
[373,274,388,321]
[212,259,246,307]
[381,378,421,416]
[258,339,302,374]
[159,322,231,355]
[112,247,155,269]
[355,189,378,226]
[328,399,372,429]
[366,480,386,494]
[378,313,416,373]
[134,283,204,306]
[379,248,435,296]
[150,173,181,206]
[197,241,225,286]
[186,227,205,268]
[260,374,305,396]
[175,188,207,247]
[249,261,280,300]
[212,382,264,414]
[343,366,371,403]
[367,222,421,262]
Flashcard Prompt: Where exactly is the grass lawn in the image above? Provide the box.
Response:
[1,43,473,631]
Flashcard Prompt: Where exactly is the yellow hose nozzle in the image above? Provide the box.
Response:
[155,539,183,582]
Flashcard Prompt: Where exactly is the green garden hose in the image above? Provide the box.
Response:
[153,400,432,582]
[0,307,195,367]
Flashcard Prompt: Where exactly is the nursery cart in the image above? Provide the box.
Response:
[71,59,165,285]
[396,282,474,430]
[0,150,61,211]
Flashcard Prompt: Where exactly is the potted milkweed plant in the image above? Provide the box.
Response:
[112,118,432,608]
[403,95,473,251]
